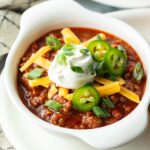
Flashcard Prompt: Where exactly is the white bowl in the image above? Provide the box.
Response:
[4,0,150,149]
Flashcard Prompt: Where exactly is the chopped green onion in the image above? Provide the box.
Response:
[108,75,117,81]
[117,45,127,61]
[80,48,89,55]
[62,44,75,56]
[84,81,93,86]
[56,53,67,65]
[103,98,115,108]
[62,43,75,51]
[95,61,107,76]
[96,35,101,41]
[101,108,111,117]
[46,36,62,50]
[44,100,63,111]
[88,64,95,75]
[133,62,143,81]
[63,51,74,56]
[27,68,44,79]
[92,106,110,118]
[117,45,125,51]
[71,66,84,73]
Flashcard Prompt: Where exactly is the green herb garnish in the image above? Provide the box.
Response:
[88,64,95,75]
[62,43,75,51]
[96,35,101,41]
[44,100,63,111]
[133,62,143,81]
[103,98,115,108]
[46,36,62,50]
[56,53,67,65]
[27,68,44,79]
[92,106,110,118]
[80,48,89,55]
[71,66,84,73]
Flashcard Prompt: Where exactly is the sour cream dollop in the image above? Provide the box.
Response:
[48,44,96,89]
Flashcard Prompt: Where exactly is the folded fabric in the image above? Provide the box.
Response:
[0,0,46,59]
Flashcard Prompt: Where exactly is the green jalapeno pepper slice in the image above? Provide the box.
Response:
[104,48,126,76]
[72,86,100,112]
[88,40,111,61]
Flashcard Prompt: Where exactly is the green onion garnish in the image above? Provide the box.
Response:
[92,106,110,118]
[84,81,93,86]
[46,36,62,50]
[108,75,117,81]
[133,62,143,81]
[63,50,74,56]
[44,100,63,111]
[88,64,95,75]
[96,35,101,41]
[95,61,107,76]
[71,66,84,73]
[62,43,75,51]
[80,48,89,55]
[103,98,115,108]
[101,108,111,117]
[117,45,127,60]
[117,45,125,51]
[56,53,67,65]
[27,68,44,79]
[62,44,75,56]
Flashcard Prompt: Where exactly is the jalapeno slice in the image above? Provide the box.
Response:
[104,48,126,76]
[88,40,111,61]
[72,86,100,112]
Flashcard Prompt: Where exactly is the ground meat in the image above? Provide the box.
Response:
[61,101,72,114]
[30,89,48,107]
[53,95,67,104]
[81,112,102,128]
[17,27,146,129]
[51,113,65,127]
[123,104,131,113]
[104,117,118,125]
[112,109,122,120]
[119,96,127,103]
[110,95,119,104]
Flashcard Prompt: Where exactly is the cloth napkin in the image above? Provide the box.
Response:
[0,1,45,149]
[0,0,45,59]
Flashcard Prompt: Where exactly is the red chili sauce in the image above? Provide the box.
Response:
[17,28,146,129]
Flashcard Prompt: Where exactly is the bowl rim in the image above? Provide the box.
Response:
[3,0,150,148]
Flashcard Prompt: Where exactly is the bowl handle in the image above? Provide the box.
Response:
[72,108,149,149]
[19,0,91,36]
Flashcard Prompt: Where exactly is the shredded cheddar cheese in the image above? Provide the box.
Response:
[120,86,140,103]
[20,46,51,72]
[94,82,120,96]
[48,84,58,99]
[82,33,106,47]
[65,93,73,101]
[34,56,51,70]
[28,76,51,87]
[94,77,140,103]
[58,87,69,97]
[95,77,125,85]
[61,28,81,44]
[117,77,126,85]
